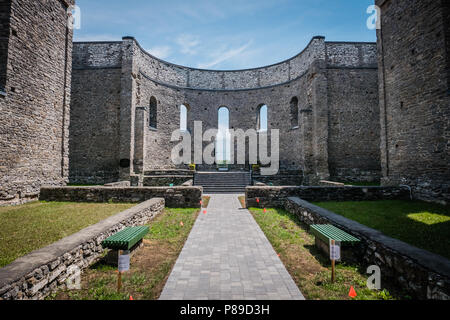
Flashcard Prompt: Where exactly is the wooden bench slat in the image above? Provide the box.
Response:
[310,224,360,243]
[102,226,149,250]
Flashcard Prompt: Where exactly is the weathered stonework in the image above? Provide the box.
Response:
[0,0,11,92]
[285,197,450,300]
[245,185,410,208]
[0,197,165,300]
[39,186,202,208]
[0,0,74,205]
[252,170,304,186]
[376,0,450,204]
[70,36,380,186]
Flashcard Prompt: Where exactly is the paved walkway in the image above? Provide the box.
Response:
[159,194,305,300]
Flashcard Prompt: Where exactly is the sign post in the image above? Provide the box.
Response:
[330,240,341,283]
[117,250,130,293]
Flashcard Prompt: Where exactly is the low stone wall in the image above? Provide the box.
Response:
[141,176,193,187]
[40,186,202,208]
[181,180,193,186]
[0,192,39,207]
[104,181,131,187]
[0,198,165,300]
[319,180,345,187]
[252,170,304,186]
[246,186,409,208]
[285,197,450,300]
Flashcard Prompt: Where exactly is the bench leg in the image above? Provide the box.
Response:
[315,237,330,257]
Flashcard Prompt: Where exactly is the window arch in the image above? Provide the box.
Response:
[180,104,189,132]
[149,96,157,129]
[218,106,229,130]
[257,104,268,132]
[217,106,230,163]
[290,97,299,128]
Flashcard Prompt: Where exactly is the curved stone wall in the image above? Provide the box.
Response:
[133,36,326,90]
[70,36,380,185]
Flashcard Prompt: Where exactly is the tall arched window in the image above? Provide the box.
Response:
[290,97,299,128]
[217,107,230,163]
[180,104,188,132]
[149,96,157,129]
[257,104,268,132]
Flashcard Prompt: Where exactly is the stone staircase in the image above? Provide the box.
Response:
[194,172,251,194]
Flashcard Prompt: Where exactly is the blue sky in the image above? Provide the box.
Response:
[74,0,377,70]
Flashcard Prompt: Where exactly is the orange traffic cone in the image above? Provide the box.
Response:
[349,286,357,298]
[129,295,134,300]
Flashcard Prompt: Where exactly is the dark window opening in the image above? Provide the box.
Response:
[0,1,12,95]
[120,159,131,168]
[290,97,299,128]
[149,96,157,129]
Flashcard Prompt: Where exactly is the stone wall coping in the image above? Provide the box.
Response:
[247,185,399,191]
[138,67,310,93]
[43,186,201,191]
[287,197,450,278]
[0,198,164,289]
[131,35,326,73]
[73,36,377,75]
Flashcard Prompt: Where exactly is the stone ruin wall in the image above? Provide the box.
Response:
[0,0,74,205]
[376,0,450,204]
[70,42,123,184]
[69,36,381,186]
[326,42,380,182]
[0,0,11,92]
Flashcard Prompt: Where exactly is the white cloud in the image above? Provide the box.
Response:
[146,46,172,59]
[176,34,201,55]
[197,41,253,69]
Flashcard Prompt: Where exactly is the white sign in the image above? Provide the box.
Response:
[118,251,130,272]
[329,240,341,261]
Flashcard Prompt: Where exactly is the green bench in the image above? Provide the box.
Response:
[310,224,360,244]
[102,226,149,251]
[310,224,360,260]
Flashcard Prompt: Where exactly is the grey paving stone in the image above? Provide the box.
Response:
[159,194,305,300]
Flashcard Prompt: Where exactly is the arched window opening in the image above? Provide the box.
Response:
[217,107,231,164]
[257,104,268,132]
[290,97,299,128]
[149,96,157,129]
[180,104,188,132]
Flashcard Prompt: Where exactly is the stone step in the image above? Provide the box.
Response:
[203,187,246,193]
[194,171,251,193]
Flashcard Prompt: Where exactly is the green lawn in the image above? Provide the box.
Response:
[51,208,199,300]
[249,207,396,300]
[313,200,450,259]
[0,201,135,268]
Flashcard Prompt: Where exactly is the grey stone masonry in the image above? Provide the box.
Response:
[285,197,450,300]
[0,198,165,300]
[246,186,410,208]
[376,0,450,204]
[39,186,202,208]
[0,0,74,205]
[159,194,305,300]
[70,36,380,187]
